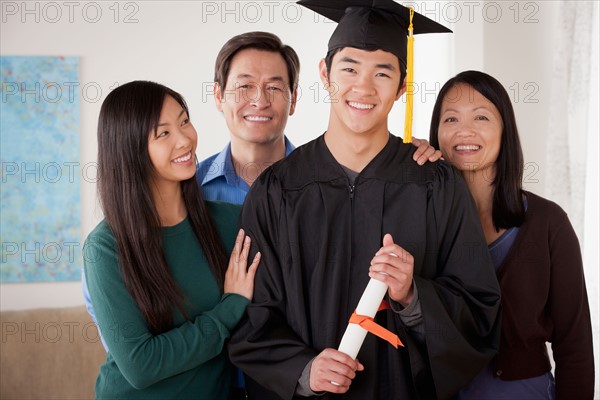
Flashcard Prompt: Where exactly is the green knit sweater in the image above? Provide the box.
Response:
[84,201,248,399]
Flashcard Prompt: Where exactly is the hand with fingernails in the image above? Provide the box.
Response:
[224,229,261,301]
[369,233,415,308]
[309,348,365,394]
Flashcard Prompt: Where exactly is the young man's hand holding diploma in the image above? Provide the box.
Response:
[309,348,364,394]
[369,233,415,307]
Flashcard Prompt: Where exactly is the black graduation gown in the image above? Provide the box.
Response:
[229,134,501,400]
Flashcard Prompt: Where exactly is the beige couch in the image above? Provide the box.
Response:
[0,305,106,399]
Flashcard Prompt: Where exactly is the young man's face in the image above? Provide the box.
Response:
[215,48,297,147]
[319,47,404,137]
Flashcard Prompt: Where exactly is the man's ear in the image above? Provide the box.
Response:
[319,58,329,88]
[214,82,223,112]
[396,77,407,101]
[289,87,298,116]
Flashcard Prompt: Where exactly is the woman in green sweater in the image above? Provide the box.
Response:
[84,80,260,399]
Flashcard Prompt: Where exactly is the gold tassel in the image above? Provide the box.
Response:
[403,7,415,143]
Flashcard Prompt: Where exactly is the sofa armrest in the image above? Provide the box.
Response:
[1,305,106,399]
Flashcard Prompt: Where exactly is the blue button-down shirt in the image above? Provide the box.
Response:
[196,137,295,204]
[82,137,295,351]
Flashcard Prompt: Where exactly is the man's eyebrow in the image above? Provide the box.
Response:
[233,74,286,83]
[339,56,359,64]
[375,63,396,71]
[235,73,254,80]
[339,57,396,71]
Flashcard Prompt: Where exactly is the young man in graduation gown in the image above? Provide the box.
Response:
[229,1,502,399]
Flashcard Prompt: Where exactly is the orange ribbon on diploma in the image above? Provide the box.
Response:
[338,278,404,359]
[348,300,404,349]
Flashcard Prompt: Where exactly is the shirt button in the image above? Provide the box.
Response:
[496,370,503,376]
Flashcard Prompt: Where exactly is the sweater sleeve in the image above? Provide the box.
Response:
[84,224,249,390]
[547,212,595,399]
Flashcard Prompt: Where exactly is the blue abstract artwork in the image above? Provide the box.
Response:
[1,56,81,282]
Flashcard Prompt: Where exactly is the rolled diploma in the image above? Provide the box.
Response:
[337,278,388,359]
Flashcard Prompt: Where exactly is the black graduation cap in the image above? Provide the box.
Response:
[298,0,451,66]
[298,0,452,142]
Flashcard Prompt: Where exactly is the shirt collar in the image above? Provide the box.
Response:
[200,136,295,186]
[199,143,232,186]
[284,136,295,156]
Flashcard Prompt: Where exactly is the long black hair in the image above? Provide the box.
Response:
[97,80,228,334]
[429,70,525,230]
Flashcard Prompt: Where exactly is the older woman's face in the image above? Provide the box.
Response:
[437,83,503,177]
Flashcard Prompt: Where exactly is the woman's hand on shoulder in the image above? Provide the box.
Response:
[224,229,261,301]
[411,138,443,165]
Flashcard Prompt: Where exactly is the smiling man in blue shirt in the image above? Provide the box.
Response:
[197,32,299,204]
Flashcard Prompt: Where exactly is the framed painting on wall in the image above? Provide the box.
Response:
[1,56,81,282]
